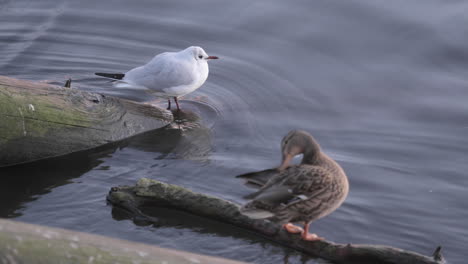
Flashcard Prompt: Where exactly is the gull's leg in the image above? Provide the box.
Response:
[301,221,324,241]
[174,97,180,110]
[167,99,171,110]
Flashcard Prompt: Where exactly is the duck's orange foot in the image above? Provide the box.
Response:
[283,223,304,234]
[301,232,324,241]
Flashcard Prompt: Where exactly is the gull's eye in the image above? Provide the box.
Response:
[198,55,203,59]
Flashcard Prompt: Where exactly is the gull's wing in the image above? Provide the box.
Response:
[118,52,196,92]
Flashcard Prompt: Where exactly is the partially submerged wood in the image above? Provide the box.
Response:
[107,178,446,264]
[0,218,246,264]
[0,76,173,167]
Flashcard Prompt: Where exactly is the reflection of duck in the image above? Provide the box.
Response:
[238,130,349,241]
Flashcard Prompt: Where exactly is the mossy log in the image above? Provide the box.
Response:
[107,178,446,264]
[0,76,173,167]
[0,218,246,264]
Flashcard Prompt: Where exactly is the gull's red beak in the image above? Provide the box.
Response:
[207,56,219,60]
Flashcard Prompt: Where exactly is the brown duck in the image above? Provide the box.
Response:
[237,130,349,241]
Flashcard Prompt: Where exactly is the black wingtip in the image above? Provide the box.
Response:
[95,72,125,80]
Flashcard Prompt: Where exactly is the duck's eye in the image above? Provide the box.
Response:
[198,55,203,59]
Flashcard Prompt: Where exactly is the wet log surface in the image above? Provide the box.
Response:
[0,218,246,264]
[0,76,173,167]
[107,178,446,264]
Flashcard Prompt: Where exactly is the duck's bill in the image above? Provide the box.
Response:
[279,153,294,170]
[207,56,219,60]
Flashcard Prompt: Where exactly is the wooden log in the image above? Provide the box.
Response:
[0,76,173,167]
[0,218,246,264]
[107,178,446,264]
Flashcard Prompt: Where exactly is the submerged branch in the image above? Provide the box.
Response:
[107,178,445,264]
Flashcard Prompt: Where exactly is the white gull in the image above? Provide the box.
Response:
[95,46,218,110]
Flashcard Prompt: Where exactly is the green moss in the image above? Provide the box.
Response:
[0,231,160,264]
[109,189,136,204]
[0,85,91,144]
[0,90,24,144]
[0,220,237,264]
[135,178,189,198]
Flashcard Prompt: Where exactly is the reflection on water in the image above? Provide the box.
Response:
[1,0,468,263]
[0,149,108,217]
[130,103,215,162]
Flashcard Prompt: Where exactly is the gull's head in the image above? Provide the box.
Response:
[185,46,219,61]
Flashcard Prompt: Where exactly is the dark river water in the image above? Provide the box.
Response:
[1,0,468,263]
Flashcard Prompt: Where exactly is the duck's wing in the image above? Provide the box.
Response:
[242,166,301,199]
[236,168,279,189]
[241,166,330,218]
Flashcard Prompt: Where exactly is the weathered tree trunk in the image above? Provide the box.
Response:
[0,76,173,167]
[0,218,246,264]
[107,178,446,264]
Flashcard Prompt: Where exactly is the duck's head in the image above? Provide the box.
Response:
[185,46,219,62]
[279,130,321,170]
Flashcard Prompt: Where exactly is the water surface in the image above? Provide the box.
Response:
[1,0,468,263]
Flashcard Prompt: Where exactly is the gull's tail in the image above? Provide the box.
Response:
[95,72,125,80]
[95,72,148,90]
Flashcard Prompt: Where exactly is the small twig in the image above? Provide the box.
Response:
[64,78,72,88]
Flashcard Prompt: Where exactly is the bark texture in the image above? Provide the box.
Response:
[0,76,173,167]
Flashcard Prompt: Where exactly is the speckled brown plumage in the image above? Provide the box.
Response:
[238,130,349,241]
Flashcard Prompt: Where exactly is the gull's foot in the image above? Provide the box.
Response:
[167,99,171,110]
[174,97,181,111]
[283,223,304,234]
[301,232,324,241]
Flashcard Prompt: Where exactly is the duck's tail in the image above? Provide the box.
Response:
[236,168,279,189]
[239,202,274,219]
[240,208,274,219]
